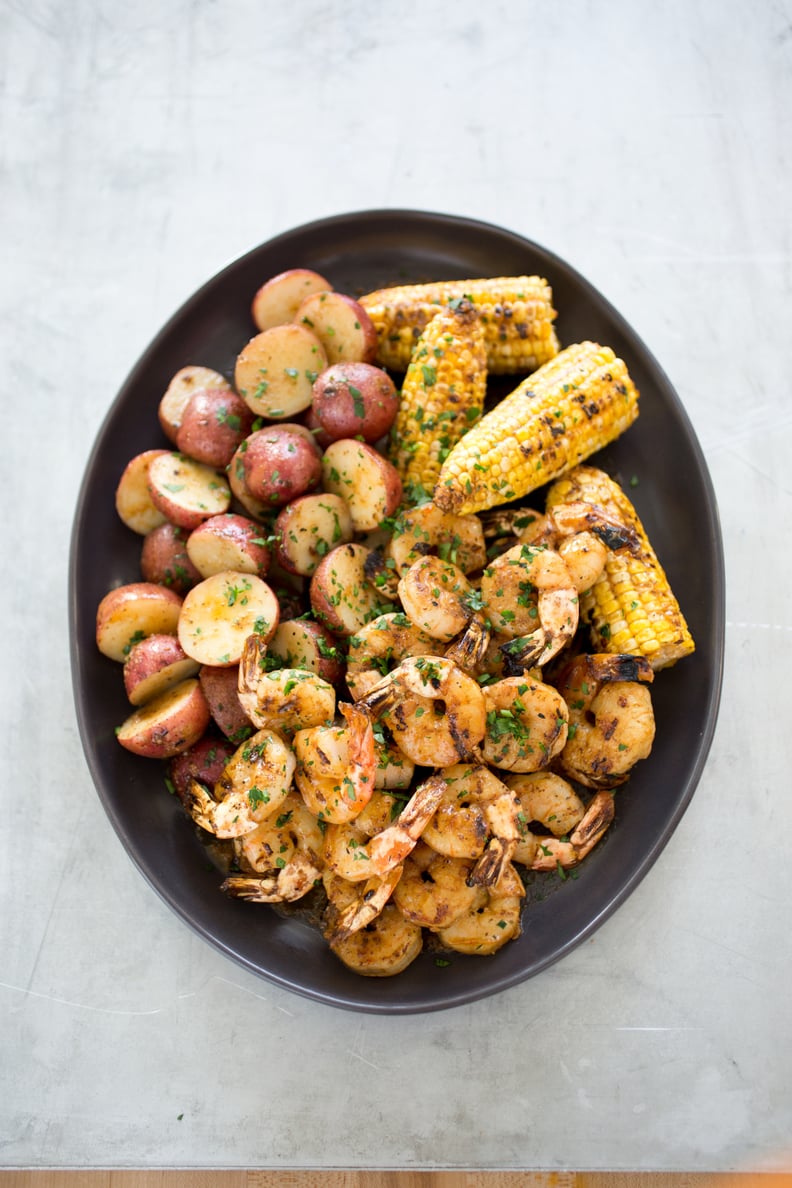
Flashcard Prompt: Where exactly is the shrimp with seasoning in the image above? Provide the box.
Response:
[238,634,336,732]
[479,542,579,667]
[481,676,568,772]
[397,556,477,643]
[436,861,525,956]
[420,763,521,889]
[557,653,655,787]
[181,729,295,838]
[222,796,323,903]
[504,771,586,866]
[528,791,616,871]
[358,655,486,767]
[293,702,378,824]
[327,902,423,976]
[345,612,437,701]
[387,502,487,577]
[393,842,482,930]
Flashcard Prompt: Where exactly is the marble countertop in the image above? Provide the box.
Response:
[2,0,790,1172]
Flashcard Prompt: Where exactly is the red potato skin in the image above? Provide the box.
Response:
[123,634,199,704]
[240,427,322,508]
[167,732,237,802]
[116,680,211,759]
[186,513,271,577]
[198,665,255,742]
[302,405,333,449]
[312,363,398,443]
[285,620,345,684]
[96,582,184,661]
[176,389,254,468]
[140,523,202,593]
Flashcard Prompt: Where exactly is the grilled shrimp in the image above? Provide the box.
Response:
[238,634,336,732]
[393,843,482,931]
[528,791,616,870]
[322,866,407,947]
[345,612,436,701]
[435,861,525,955]
[387,502,487,576]
[557,653,655,787]
[182,729,295,838]
[421,763,521,888]
[358,656,486,767]
[327,903,423,975]
[397,556,476,643]
[481,676,568,772]
[293,703,378,823]
[480,543,579,666]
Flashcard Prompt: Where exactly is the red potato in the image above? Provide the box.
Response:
[140,522,202,593]
[198,665,254,741]
[265,560,308,621]
[302,405,333,449]
[176,389,254,468]
[320,439,403,532]
[267,619,345,685]
[159,366,231,444]
[227,444,271,520]
[116,678,210,759]
[96,582,183,662]
[310,544,395,636]
[186,513,271,579]
[235,323,327,420]
[178,571,279,666]
[167,733,237,801]
[251,268,333,332]
[295,291,378,366]
[115,450,169,535]
[123,634,200,706]
[147,452,231,530]
[311,363,398,443]
[238,426,322,509]
[274,493,354,577]
[271,421,323,455]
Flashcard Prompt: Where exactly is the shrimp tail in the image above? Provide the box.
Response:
[500,632,546,674]
[325,865,403,943]
[222,852,322,903]
[445,613,491,672]
[467,837,510,888]
[356,676,399,720]
[183,778,218,833]
[570,791,615,858]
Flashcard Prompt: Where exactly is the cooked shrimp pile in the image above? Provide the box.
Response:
[170,496,662,978]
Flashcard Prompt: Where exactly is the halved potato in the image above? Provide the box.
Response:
[251,268,332,332]
[267,619,345,685]
[320,439,402,532]
[186,513,271,578]
[115,449,169,535]
[116,678,210,759]
[309,544,395,636]
[158,366,231,444]
[123,634,200,705]
[274,493,354,577]
[96,582,183,662]
[178,571,279,666]
[140,522,202,593]
[235,324,327,420]
[147,452,231,530]
[295,291,377,365]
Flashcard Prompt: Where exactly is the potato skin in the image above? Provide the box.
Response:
[167,732,237,801]
[123,634,199,705]
[239,426,322,508]
[198,665,255,741]
[312,363,398,443]
[140,523,202,593]
[96,582,184,662]
[116,678,211,758]
[186,513,271,578]
[176,389,254,468]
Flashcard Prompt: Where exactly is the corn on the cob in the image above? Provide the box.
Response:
[432,342,639,516]
[388,301,487,502]
[546,465,695,670]
[360,276,559,375]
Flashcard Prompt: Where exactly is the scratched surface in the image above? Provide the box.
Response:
[1,0,791,1172]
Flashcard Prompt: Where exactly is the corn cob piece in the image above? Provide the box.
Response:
[546,465,695,670]
[433,342,639,516]
[388,300,487,502]
[360,276,559,375]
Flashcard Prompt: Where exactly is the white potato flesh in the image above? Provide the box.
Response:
[186,514,270,578]
[267,620,343,683]
[147,452,231,530]
[235,324,327,419]
[116,678,210,758]
[310,544,393,636]
[123,634,199,705]
[320,439,402,532]
[96,582,183,662]
[275,493,354,576]
[115,450,169,535]
[251,269,333,332]
[158,366,231,444]
[178,571,279,666]
[295,291,377,365]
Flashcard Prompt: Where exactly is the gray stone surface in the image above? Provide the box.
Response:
[1,0,790,1171]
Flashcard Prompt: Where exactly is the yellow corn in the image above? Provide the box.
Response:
[433,342,639,516]
[546,465,695,670]
[389,301,487,502]
[360,276,559,375]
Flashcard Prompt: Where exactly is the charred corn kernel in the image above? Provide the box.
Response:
[388,301,487,503]
[360,276,559,375]
[433,342,639,516]
[546,465,695,670]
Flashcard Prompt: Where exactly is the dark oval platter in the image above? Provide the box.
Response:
[69,210,725,1014]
